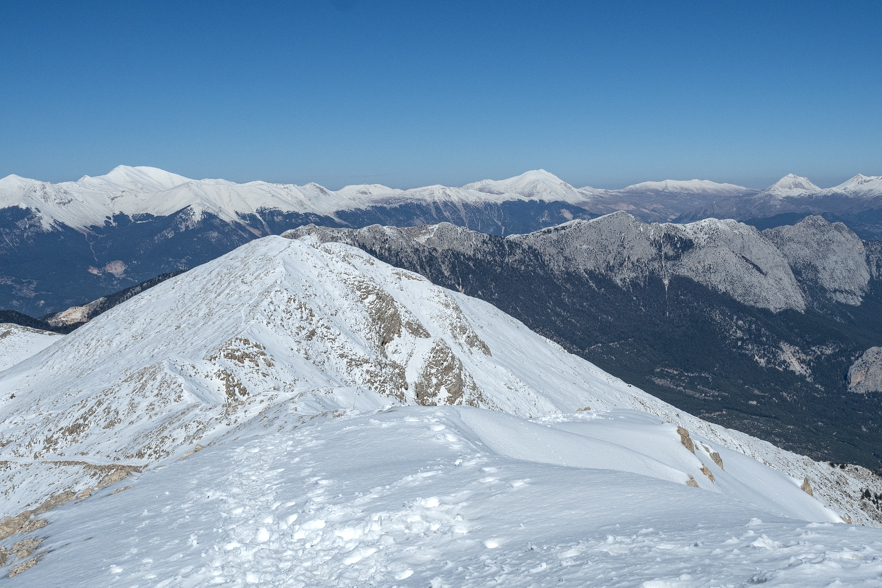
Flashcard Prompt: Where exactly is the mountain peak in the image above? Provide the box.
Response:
[0,173,36,187]
[829,173,882,196]
[463,169,587,204]
[618,179,750,197]
[762,174,822,197]
[84,165,192,192]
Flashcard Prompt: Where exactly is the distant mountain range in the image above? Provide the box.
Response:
[4,166,881,231]
[2,166,881,314]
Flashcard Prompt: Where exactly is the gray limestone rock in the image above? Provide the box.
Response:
[512,212,805,312]
[288,212,877,315]
[764,216,870,306]
[848,347,882,394]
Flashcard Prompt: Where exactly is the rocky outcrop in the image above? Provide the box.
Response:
[514,213,806,312]
[412,339,481,406]
[801,476,814,497]
[866,240,882,281]
[289,214,882,315]
[677,426,695,453]
[848,347,882,394]
[290,214,812,313]
[764,216,870,306]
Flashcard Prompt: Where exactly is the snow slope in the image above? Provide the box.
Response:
[1,235,881,582]
[11,405,882,587]
[0,324,62,372]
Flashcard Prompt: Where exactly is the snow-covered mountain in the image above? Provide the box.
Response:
[759,173,823,198]
[831,174,882,197]
[0,166,593,231]
[4,165,882,315]
[2,166,878,234]
[3,233,882,583]
[615,178,751,197]
[287,215,882,470]
[464,169,590,204]
[756,173,882,200]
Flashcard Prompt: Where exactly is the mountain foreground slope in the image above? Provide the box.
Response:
[288,214,882,468]
[2,236,882,583]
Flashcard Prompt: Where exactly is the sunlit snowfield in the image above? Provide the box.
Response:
[20,406,882,587]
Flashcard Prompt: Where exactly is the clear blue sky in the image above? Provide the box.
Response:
[1,1,879,189]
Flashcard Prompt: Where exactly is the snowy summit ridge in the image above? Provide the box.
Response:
[1,234,881,584]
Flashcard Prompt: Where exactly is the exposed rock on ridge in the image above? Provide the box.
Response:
[284,214,882,475]
[764,216,870,306]
[849,348,882,394]
[4,234,881,527]
[511,213,806,312]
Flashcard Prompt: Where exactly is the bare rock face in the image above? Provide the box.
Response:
[677,426,695,453]
[801,476,814,497]
[290,213,809,313]
[764,216,870,306]
[866,240,882,281]
[848,347,882,394]
[513,213,806,312]
[412,339,482,406]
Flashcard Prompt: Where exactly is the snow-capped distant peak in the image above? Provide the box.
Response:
[618,179,750,196]
[0,174,37,189]
[762,174,822,198]
[828,173,882,197]
[79,165,193,192]
[463,169,588,204]
[334,183,401,198]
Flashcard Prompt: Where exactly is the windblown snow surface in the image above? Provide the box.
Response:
[2,236,882,585]
[0,324,61,372]
[17,406,882,587]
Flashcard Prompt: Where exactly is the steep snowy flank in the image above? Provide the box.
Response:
[760,173,823,198]
[827,174,882,197]
[0,324,62,372]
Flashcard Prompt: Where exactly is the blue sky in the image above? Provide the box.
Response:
[1,1,879,189]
